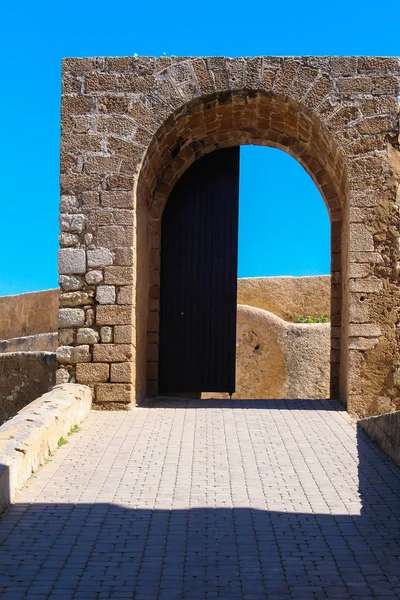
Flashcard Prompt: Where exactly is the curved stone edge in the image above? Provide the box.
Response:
[0,383,92,513]
[358,411,400,467]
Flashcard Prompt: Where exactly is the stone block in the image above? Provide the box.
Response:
[96,285,116,305]
[76,328,100,344]
[349,277,383,293]
[349,224,374,252]
[349,324,381,337]
[58,308,85,327]
[56,345,91,364]
[117,286,134,305]
[59,195,79,213]
[114,325,135,344]
[349,263,370,278]
[147,343,159,362]
[85,270,103,285]
[110,362,134,383]
[349,294,371,323]
[349,337,379,350]
[114,247,134,266]
[59,275,85,292]
[147,361,158,379]
[60,291,94,307]
[59,233,80,247]
[100,326,113,343]
[101,191,134,208]
[58,248,86,274]
[97,226,132,249]
[95,383,132,403]
[58,328,75,345]
[76,362,109,384]
[87,248,114,268]
[59,214,86,233]
[104,266,133,285]
[96,305,132,325]
[93,344,133,362]
[56,368,70,384]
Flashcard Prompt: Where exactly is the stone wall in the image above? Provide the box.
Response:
[59,55,400,416]
[203,305,330,400]
[0,353,57,425]
[359,411,400,467]
[237,276,330,322]
[0,289,59,340]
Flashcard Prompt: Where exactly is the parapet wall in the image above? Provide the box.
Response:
[0,289,59,340]
[237,276,330,322]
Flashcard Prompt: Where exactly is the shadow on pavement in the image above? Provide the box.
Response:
[0,407,399,599]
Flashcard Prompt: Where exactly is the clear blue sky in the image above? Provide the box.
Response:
[0,0,397,295]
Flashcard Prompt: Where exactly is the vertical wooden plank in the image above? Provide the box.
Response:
[159,147,239,394]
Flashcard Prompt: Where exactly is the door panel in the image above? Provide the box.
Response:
[159,147,239,394]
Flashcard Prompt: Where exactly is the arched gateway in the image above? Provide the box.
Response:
[58,55,400,417]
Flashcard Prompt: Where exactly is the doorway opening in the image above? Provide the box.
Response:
[157,145,332,400]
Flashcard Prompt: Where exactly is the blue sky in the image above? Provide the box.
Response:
[0,0,397,295]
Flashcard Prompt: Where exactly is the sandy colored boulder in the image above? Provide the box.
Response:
[203,305,330,400]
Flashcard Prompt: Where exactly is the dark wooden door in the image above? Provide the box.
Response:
[159,147,239,394]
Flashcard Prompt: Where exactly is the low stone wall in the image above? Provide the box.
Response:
[0,353,57,425]
[203,305,330,400]
[0,384,92,512]
[0,333,58,353]
[359,412,400,467]
[237,276,330,322]
[0,289,59,340]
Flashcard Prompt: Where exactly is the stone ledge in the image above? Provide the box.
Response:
[0,332,57,353]
[359,411,400,467]
[0,383,92,513]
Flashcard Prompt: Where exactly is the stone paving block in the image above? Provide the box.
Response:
[0,399,400,598]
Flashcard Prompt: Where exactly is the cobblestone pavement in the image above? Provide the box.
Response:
[1,399,400,599]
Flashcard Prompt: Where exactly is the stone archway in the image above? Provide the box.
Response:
[59,55,400,417]
[138,90,345,402]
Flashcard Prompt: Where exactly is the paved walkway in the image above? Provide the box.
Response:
[0,399,400,599]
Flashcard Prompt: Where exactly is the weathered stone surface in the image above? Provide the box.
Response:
[96,305,132,325]
[59,233,80,247]
[104,266,134,285]
[100,326,113,343]
[60,291,94,307]
[93,344,133,362]
[95,383,132,403]
[359,411,400,467]
[59,214,86,233]
[58,248,86,274]
[237,276,330,322]
[0,289,59,340]
[0,333,57,353]
[56,368,70,384]
[0,383,92,510]
[59,195,79,213]
[0,352,57,425]
[110,362,133,383]
[85,270,103,285]
[58,308,85,328]
[203,305,330,400]
[96,285,116,305]
[76,328,100,345]
[76,363,109,384]
[58,328,75,346]
[59,275,85,292]
[58,55,400,415]
[56,345,91,364]
[87,248,114,268]
[114,325,134,344]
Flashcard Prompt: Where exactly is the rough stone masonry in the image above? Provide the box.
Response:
[58,55,400,417]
